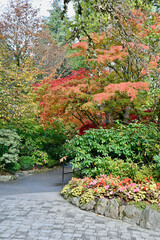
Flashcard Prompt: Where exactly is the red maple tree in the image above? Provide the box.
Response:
[34,10,160,128]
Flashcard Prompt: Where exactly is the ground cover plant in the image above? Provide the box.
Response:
[19,156,35,171]
[61,175,160,206]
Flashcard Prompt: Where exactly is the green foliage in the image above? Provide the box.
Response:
[1,119,67,167]
[67,49,88,70]
[0,129,21,173]
[91,157,138,180]
[134,164,159,182]
[4,162,20,174]
[31,150,49,167]
[153,153,160,173]
[47,0,69,45]
[63,0,160,43]
[19,156,34,170]
[153,154,160,166]
[65,123,160,178]
[39,122,67,163]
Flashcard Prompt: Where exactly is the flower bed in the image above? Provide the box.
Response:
[61,175,160,231]
[61,175,160,205]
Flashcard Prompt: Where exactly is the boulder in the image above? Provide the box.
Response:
[139,206,160,231]
[80,200,96,211]
[67,196,73,204]
[95,198,108,215]
[123,205,142,225]
[119,205,126,220]
[105,199,119,219]
[72,197,80,207]
[0,175,18,182]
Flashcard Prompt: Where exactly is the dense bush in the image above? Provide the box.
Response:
[1,119,67,168]
[39,123,67,164]
[154,154,160,170]
[72,156,159,182]
[64,123,160,179]
[31,150,49,167]
[19,156,35,170]
[0,129,21,173]
[4,162,20,174]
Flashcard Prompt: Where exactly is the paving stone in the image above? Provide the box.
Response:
[0,184,160,240]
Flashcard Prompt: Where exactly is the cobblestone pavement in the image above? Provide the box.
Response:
[0,192,160,240]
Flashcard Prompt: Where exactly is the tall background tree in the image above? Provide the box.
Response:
[0,0,68,123]
[47,0,68,45]
[0,0,41,67]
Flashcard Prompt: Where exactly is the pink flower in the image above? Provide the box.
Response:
[89,180,97,186]
[83,177,88,182]
[126,192,131,198]
[109,191,113,195]
[129,183,136,187]
[105,185,110,190]
[133,188,140,193]
[100,174,107,178]
[118,187,124,192]
[124,185,129,190]
[150,25,156,30]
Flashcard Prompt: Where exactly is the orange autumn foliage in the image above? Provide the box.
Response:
[34,10,159,128]
[94,82,149,103]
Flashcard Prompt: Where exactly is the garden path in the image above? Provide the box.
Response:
[0,167,160,240]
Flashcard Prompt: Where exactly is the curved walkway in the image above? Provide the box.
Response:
[0,168,160,240]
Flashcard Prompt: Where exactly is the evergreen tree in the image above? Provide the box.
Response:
[47,0,68,45]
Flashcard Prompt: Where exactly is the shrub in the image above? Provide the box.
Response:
[31,150,49,167]
[154,154,160,170]
[40,123,67,165]
[4,162,20,174]
[0,129,20,173]
[64,123,160,178]
[19,156,35,170]
[1,119,68,167]
[72,156,138,179]
[71,156,159,182]
[133,164,160,182]
[15,120,67,166]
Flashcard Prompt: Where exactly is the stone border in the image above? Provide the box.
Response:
[63,196,160,232]
[0,174,18,182]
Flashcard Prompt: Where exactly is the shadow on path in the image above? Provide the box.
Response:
[0,166,72,195]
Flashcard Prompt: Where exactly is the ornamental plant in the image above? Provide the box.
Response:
[12,119,67,166]
[61,175,160,205]
[19,156,35,171]
[31,150,50,167]
[0,129,21,173]
[64,122,160,179]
